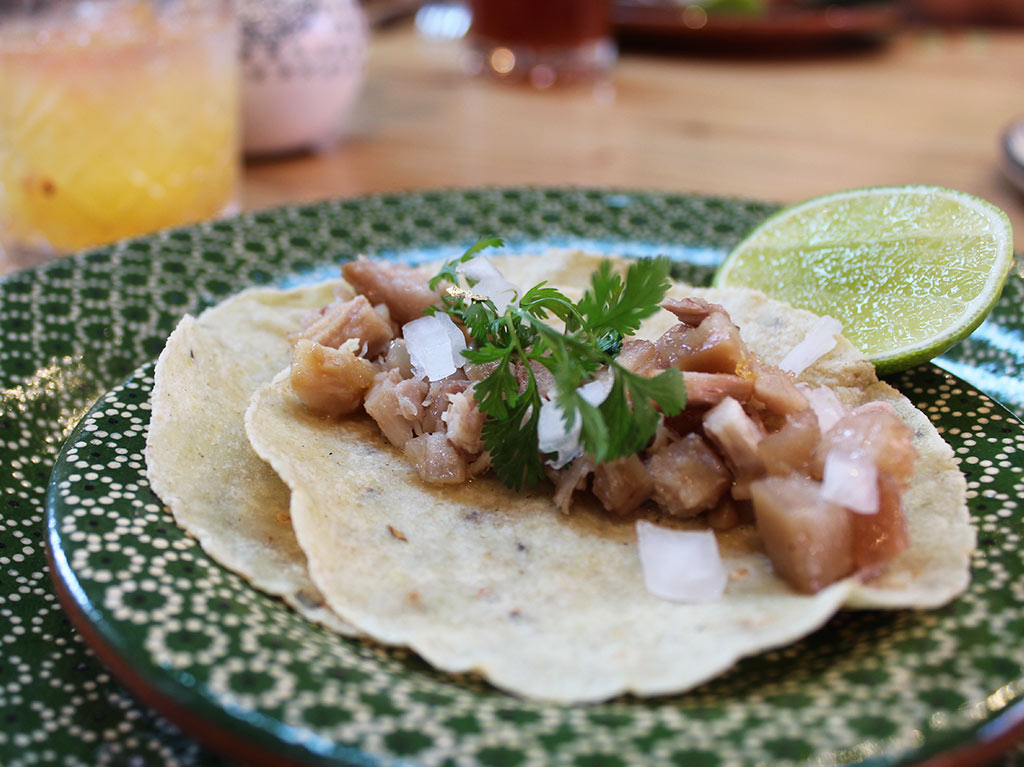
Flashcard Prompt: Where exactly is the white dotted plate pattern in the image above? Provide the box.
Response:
[0,188,1021,767]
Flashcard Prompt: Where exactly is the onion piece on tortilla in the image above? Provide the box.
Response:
[537,399,582,469]
[779,316,843,376]
[799,384,848,434]
[537,377,613,469]
[636,521,727,603]
[461,257,520,313]
[460,256,503,284]
[821,450,879,514]
[403,313,467,381]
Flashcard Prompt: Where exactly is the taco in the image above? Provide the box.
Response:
[237,250,972,702]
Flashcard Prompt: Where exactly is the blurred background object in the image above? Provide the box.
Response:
[241,0,368,157]
[906,0,1024,26]
[0,0,239,270]
[463,0,616,87]
[612,0,903,53]
[1001,118,1024,196]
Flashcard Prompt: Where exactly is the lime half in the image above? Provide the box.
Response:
[714,186,1014,374]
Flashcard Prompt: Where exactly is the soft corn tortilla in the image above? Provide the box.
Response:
[145,282,356,635]
[243,251,972,702]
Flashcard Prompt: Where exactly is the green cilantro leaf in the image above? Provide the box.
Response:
[430,249,686,491]
[578,257,674,338]
[429,235,505,291]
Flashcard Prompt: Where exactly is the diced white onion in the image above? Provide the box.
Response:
[578,376,613,407]
[635,521,727,603]
[403,313,467,381]
[537,399,581,469]
[474,276,520,313]
[536,377,614,469]
[461,257,521,313]
[779,316,843,376]
[821,450,879,514]
[460,256,503,284]
[799,384,848,434]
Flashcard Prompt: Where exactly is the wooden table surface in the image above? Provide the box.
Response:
[244,21,1024,253]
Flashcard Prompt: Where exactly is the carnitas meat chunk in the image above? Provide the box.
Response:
[294,294,394,357]
[758,408,821,479]
[549,457,595,513]
[341,255,441,326]
[405,432,467,484]
[442,389,485,455]
[817,402,916,484]
[617,338,661,378]
[592,455,653,515]
[655,310,749,374]
[420,377,472,433]
[290,339,376,417]
[364,369,428,448]
[702,397,765,477]
[749,475,855,594]
[661,296,717,327]
[850,472,909,573]
[646,433,730,518]
[683,372,753,406]
[749,356,808,415]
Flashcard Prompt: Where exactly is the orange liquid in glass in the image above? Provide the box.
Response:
[0,3,239,254]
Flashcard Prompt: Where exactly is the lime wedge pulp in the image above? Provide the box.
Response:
[713,186,1015,375]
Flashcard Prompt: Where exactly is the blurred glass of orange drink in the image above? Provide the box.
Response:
[0,0,239,262]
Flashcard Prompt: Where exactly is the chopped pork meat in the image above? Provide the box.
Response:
[441,388,485,454]
[592,455,653,515]
[703,397,765,476]
[758,408,821,479]
[294,295,394,357]
[341,255,441,326]
[405,432,467,484]
[464,360,498,382]
[646,421,676,455]
[382,338,414,378]
[551,457,594,513]
[296,292,395,356]
[420,377,472,433]
[683,372,753,406]
[749,356,808,415]
[749,475,855,594]
[800,384,848,434]
[661,296,717,327]
[817,404,916,484]
[515,360,556,399]
[647,433,730,518]
[290,339,376,417]
[467,452,492,477]
[705,497,744,531]
[850,472,908,573]
[655,311,749,374]
[617,338,662,378]
[363,369,427,447]
[662,406,708,439]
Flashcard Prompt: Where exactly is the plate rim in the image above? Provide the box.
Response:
[24,186,1024,767]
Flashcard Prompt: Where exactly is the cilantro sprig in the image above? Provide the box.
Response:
[431,239,687,491]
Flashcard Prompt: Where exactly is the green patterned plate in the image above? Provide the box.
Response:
[5,188,1023,767]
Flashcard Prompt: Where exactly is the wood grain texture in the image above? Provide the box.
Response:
[243,24,1024,252]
